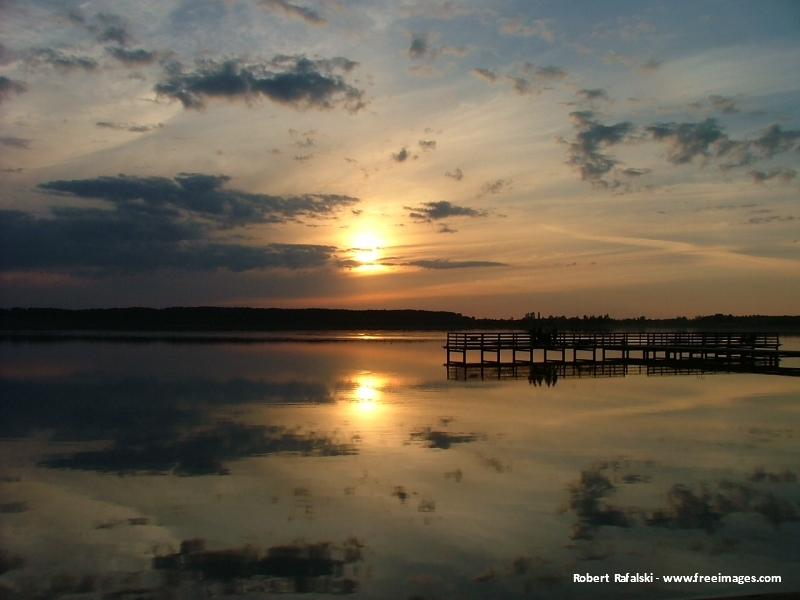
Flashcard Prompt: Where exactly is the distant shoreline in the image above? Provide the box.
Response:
[2,307,800,335]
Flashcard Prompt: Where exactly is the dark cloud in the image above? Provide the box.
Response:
[0,208,337,275]
[392,147,411,162]
[26,48,98,72]
[0,75,27,104]
[96,121,162,133]
[436,224,456,233]
[637,58,661,72]
[470,68,496,83]
[708,94,739,114]
[619,167,651,177]
[105,46,157,65]
[155,537,362,589]
[563,111,633,184]
[155,56,365,113]
[0,42,14,66]
[38,173,358,226]
[418,139,436,150]
[749,168,797,184]
[89,12,135,46]
[561,466,633,540]
[751,124,800,158]
[407,32,466,61]
[521,63,567,80]
[445,167,463,180]
[478,178,512,196]
[41,421,354,475]
[0,375,335,441]
[576,88,608,101]
[0,174,356,275]
[406,259,507,269]
[646,118,731,164]
[406,200,487,221]
[507,76,531,94]
[745,215,795,224]
[408,33,432,59]
[258,0,327,25]
[409,427,481,449]
[0,136,31,149]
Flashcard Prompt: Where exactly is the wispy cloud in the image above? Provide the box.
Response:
[258,0,327,25]
[0,76,28,105]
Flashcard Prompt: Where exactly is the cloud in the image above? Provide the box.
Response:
[0,76,27,105]
[619,167,651,177]
[409,427,480,448]
[506,74,554,96]
[437,223,456,233]
[407,32,467,62]
[258,0,327,25]
[398,1,473,19]
[751,124,800,158]
[408,32,431,59]
[445,168,463,180]
[576,88,608,101]
[604,51,631,66]
[498,18,555,41]
[478,178,512,196]
[708,94,739,114]
[646,118,731,164]
[96,121,162,133]
[636,58,661,73]
[0,208,338,275]
[507,76,531,94]
[154,55,365,112]
[521,64,567,80]
[392,147,411,162]
[105,46,157,65]
[406,200,486,221]
[563,110,634,184]
[0,174,358,276]
[406,259,507,269]
[25,48,98,72]
[37,173,358,226]
[0,136,31,149]
[470,68,496,83]
[91,12,134,46]
[418,140,436,151]
[749,168,797,184]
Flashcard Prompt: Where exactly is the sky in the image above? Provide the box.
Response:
[0,0,799,318]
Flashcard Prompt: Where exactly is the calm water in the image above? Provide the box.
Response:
[1,334,799,599]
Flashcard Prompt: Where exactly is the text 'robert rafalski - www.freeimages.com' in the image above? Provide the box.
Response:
[574,573,782,584]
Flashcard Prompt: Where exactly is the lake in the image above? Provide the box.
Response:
[1,334,799,599]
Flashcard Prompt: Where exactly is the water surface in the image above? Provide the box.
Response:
[1,334,799,599]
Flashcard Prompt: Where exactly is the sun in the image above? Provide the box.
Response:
[352,232,381,264]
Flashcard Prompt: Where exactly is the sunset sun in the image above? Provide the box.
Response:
[352,232,381,264]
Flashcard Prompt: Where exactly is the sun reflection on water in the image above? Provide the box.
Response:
[346,372,387,418]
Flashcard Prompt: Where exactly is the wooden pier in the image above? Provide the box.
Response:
[444,331,800,380]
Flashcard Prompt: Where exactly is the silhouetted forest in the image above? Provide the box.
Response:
[2,307,800,334]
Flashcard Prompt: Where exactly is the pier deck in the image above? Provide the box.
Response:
[444,331,800,379]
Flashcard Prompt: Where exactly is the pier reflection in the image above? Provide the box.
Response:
[448,357,800,382]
